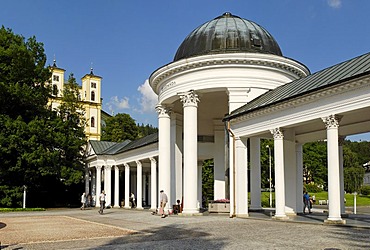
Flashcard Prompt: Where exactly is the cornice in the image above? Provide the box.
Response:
[150,53,309,94]
[231,76,370,124]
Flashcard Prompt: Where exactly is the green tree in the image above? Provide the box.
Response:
[101,113,139,142]
[202,159,214,206]
[137,123,158,138]
[54,73,87,186]
[303,141,327,188]
[0,27,85,207]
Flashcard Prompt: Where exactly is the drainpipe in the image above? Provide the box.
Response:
[226,121,236,218]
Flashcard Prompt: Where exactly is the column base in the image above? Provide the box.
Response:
[324,218,346,225]
[273,215,289,220]
[236,214,249,218]
[181,208,200,215]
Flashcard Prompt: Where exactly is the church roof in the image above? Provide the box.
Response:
[174,12,282,62]
[224,52,370,121]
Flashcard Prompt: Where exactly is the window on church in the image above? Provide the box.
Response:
[91,91,95,101]
[52,84,58,96]
[53,75,59,81]
[91,117,95,127]
[91,82,96,88]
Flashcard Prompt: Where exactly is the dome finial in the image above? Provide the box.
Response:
[223,12,232,17]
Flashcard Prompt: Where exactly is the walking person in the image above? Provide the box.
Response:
[130,192,136,208]
[99,190,106,214]
[303,192,311,214]
[160,190,168,218]
[80,192,86,210]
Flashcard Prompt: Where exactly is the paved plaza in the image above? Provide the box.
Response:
[1,206,370,249]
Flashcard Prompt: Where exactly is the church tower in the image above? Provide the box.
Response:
[81,68,102,140]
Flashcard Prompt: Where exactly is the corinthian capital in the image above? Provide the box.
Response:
[270,128,284,140]
[322,114,343,129]
[155,105,171,117]
[178,90,200,107]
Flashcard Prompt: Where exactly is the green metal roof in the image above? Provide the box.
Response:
[88,133,158,156]
[224,52,370,121]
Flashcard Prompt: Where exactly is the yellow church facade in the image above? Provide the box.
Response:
[48,61,102,141]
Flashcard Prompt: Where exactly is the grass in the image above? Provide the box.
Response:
[260,191,370,207]
[0,208,45,212]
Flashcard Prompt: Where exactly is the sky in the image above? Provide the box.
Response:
[1,0,370,141]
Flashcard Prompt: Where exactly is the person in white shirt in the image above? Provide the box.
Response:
[99,190,105,214]
[160,190,168,218]
[80,192,86,210]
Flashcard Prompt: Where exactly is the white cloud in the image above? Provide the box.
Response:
[137,79,158,113]
[105,95,130,115]
[327,0,342,9]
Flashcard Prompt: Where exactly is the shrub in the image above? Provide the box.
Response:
[304,183,323,193]
[360,185,370,195]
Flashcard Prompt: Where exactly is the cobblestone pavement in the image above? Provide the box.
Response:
[1,207,370,250]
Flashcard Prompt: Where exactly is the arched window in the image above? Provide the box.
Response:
[91,91,95,101]
[91,117,95,127]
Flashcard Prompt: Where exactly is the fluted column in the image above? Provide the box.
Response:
[124,163,131,209]
[179,90,200,214]
[270,128,287,219]
[95,165,102,207]
[156,105,171,211]
[150,157,157,210]
[114,166,120,208]
[250,137,261,210]
[322,115,343,223]
[136,160,143,209]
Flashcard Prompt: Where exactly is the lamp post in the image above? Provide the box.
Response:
[23,185,27,209]
[266,145,272,207]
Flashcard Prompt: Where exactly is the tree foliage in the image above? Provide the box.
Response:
[101,113,139,142]
[137,123,158,138]
[0,27,85,207]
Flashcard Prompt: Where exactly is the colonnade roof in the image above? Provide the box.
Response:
[224,52,370,121]
[89,133,158,156]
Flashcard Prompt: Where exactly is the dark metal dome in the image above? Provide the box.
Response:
[174,12,282,62]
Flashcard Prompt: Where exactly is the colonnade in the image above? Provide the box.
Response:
[86,157,158,211]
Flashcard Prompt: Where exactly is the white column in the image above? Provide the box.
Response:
[235,137,248,217]
[114,166,120,208]
[85,167,90,195]
[198,161,203,209]
[124,163,131,209]
[296,143,304,213]
[156,105,171,211]
[283,129,297,215]
[105,165,112,207]
[136,160,143,209]
[213,120,226,200]
[95,166,102,207]
[172,113,183,206]
[179,90,200,214]
[91,169,96,206]
[322,115,343,222]
[270,128,287,219]
[339,136,346,215]
[250,137,261,210]
[150,157,157,210]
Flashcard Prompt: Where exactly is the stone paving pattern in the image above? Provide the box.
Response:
[1,206,370,249]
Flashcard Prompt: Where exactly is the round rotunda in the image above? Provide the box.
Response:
[150,13,310,215]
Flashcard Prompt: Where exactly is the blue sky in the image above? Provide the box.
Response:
[1,0,370,141]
